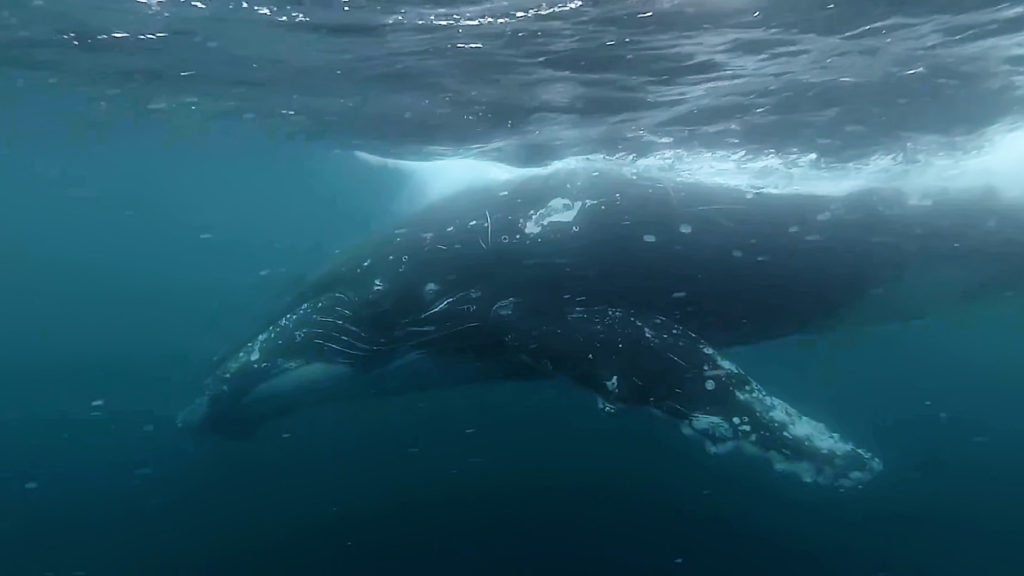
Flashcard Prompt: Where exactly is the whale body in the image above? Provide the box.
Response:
[178,171,1024,488]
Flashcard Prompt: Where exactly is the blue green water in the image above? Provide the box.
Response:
[3,83,1024,576]
[3,1,1024,573]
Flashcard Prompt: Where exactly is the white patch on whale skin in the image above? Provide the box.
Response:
[689,414,732,438]
[727,385,883,487]
[673,347,882,489]
[524,198,583,234]
[597,396,617,413]
[742,389,854,456]
[248,331,271,362]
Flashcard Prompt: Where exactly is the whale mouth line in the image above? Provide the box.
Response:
[176,361,355,438]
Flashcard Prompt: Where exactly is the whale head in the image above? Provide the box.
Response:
[177,291,383,439]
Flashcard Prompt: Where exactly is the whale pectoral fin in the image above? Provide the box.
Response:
[493,306,883,488]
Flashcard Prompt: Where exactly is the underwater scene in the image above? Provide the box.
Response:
[2,1,1024,574]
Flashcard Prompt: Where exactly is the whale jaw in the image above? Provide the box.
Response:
[177,361,354,440]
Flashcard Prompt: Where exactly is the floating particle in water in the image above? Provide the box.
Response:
[674,557,683,564]
[198,233,213,239]
[142,424,155,432]
[464,428,476,434]
[281,433,292,438]
[679,223,693,234]
[258,269,271,276]
[133,467,154,476]
[642,234,657,242]
[90,399,105,407]
[24,481,39,490]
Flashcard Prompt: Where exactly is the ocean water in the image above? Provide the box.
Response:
[2,1,1024,574]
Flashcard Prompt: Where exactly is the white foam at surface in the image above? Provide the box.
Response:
[352,151,546,207]
[353,118,1024,204]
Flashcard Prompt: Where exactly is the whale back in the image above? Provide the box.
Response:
[330,173,1024,348]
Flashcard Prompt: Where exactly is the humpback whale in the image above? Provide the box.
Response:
[178,171,1023,489]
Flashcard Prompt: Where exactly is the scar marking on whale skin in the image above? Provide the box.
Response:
[490,298,519,317]
[485,210,492,248]
[422,295,457,318]
[313,339,366,357]
[666,352,688,367]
